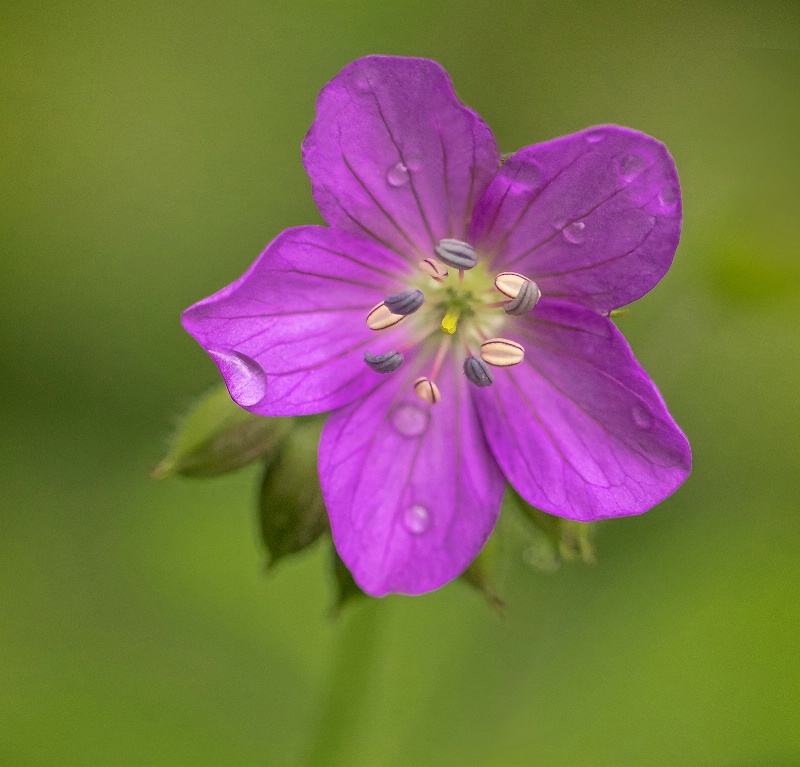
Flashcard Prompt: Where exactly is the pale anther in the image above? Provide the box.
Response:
[463,356,494,387]
[494,271,530,298]
[418,258,449,282]
[434,239,478,270]
[503,279,541,316]
[384,289,424,315]
[366,301,405,331]
[480,337,525,367]
[364,350,403,373]
[413,376,441,404]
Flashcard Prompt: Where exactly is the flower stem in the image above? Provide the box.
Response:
[302,601,384,767]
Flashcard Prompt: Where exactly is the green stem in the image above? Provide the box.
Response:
[303,601,384,767]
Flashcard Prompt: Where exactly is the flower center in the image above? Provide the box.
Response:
[364,238,540,403]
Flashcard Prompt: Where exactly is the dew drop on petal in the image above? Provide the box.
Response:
[503,158,542,189]
[562,221,586,244]
[658,183,678,212]
[618,153,646,182]
[390,402,430,438]
[405,152,423,171]
[353,71,375,94]
[208,349,266,407]
[585,130,606,144]
[386,162,410,187]
[632,402,654,429]
[403,504,431,535]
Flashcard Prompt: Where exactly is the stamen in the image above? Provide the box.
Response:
[480,337,525,367]
[418,258,449,282]
[441,308,459,335]
[429,336,451,382]
[384,289,424,316]
[413,376,441,404]
[366,301,405,331]
[494,272,529,298]
[364,350,403,373]
[503,279,540,316]
[434,239,479,270]
[463,356,494,387]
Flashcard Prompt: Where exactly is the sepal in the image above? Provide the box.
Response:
[459,527,505,613]
[259,418,328,568]
[330,547,368,616]
[153,385,292,478]
[510,489,597,571]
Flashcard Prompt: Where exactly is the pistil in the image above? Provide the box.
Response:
[441,308,459,334]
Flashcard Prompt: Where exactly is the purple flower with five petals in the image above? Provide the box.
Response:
[182,56,691,596]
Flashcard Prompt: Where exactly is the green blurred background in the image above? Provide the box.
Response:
[2,1,799,764]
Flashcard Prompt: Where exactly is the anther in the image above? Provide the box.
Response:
[413,376,441,404]
[480,338,525,367]
[364,350,403,373]
[503,279,540,316]
[366,301,405,331]
[463,356,494,387]
[495,271,531,298]
[434,239,479,270]
[418,258,449,282]
[384,289,424,316]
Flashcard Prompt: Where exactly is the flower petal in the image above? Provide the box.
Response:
[470,126,681,312]
[319,349,505,596]
[303,56,499,262]
[472,299,691,521]
[181,226,410,416]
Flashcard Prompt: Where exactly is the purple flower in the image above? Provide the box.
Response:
[182,56,691,596]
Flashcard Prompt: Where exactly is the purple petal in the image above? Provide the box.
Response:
[303,56,499,261]
[182,226,411,416]
[472,299,691,521]
[319,349,505,596]
[470,126,681,312]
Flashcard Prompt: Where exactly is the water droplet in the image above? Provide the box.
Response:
[403,504,431,535]
[618,153,646,182]
[353,70,376,94]
[585,130,606,144]
[562,221,586,244]
[632,402,653,429]
[390,402,430,438]
[658,183,678,211]
[386,161,410,187]
[208,349,266,407]
[503,158,542,189]
[405,152,423,171]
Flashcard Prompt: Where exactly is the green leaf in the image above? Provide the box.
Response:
[329,546,368,616]
[153,385,292,478]
[510,489,597,569]
[460,528,505,613]
[258,418,328,568]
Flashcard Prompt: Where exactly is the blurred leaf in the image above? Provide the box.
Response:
[511,489,596,568]
[153,385,293,478]
[330,545,368,616]
[460,530,505,613]
[259,418,328,568]
[558,520,597,564]
[522,534,562,574]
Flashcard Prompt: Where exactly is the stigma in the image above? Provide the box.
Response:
[441,308,459,334]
